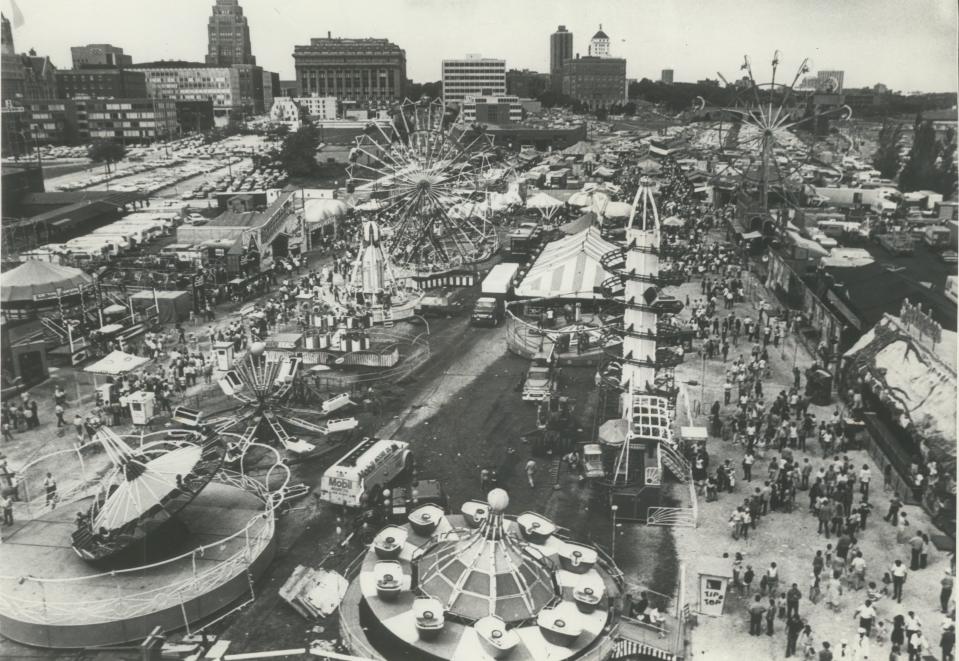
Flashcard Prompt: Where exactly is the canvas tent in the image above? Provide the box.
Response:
[514,227,617,300]
[84,350,151,375]
[130,290,192,324]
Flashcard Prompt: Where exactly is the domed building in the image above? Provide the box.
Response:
[338,489,627,660]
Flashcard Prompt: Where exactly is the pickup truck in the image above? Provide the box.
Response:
[522,351,557,402]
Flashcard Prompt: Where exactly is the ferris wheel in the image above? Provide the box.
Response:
[713,52,852,208]
[347,98,502,269]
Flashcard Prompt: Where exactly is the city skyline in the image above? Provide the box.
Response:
[2,0,957,93]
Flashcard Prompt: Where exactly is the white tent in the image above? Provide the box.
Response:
[514,227,618,300]
[84,350,151,375]
[596,201,632,219]
[526,192,565,220]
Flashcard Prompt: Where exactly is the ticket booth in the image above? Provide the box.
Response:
[125,391,156,426]
[214,341,235,371]
[697,557,734,617]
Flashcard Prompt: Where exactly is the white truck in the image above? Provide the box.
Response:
[319,438,412,507]
[472,262,520,327]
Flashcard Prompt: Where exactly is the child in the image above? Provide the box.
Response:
[880,572,893,597]
[874,619,888,645]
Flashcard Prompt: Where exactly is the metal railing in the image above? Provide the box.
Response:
[646,506,696,528]
[0,470,275,627]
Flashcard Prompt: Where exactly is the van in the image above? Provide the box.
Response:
[319,438,412,507]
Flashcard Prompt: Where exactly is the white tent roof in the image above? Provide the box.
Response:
[515,227,617,300]
[598,201,632,219]
[525,192,564,210]
[84,350,151,375]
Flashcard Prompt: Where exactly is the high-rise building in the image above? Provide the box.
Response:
[562,55,626,109]
[549,25,573,93]
[293,36,406,105]
[1,13,14,56]
[817,70,845,93]
[71,44,133,68]
[442,56,506,107]
[206,0,256,67]
[588,25,610,58]
[661,69,674,84]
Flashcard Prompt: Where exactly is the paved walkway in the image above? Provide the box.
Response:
[667,241,952,660]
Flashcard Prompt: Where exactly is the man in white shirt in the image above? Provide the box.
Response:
[859,465,872,498]
[854,599,877,636]
[891,560,908,603]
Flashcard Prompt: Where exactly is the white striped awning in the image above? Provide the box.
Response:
[514,227,617,300]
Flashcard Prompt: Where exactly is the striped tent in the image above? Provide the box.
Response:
[514,227,617,300]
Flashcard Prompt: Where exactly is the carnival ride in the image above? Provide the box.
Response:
[208,344,359,462]
[712,53,852,211]
[0,428,291,648]
[71,427,225,564]
[346,98,503,270]
[338,488,630,660]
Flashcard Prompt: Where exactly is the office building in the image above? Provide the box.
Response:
[206,0,256,66]
[130,61,266,124]
[506,69,550,99]
[549,25,573,92]
[71,44,132,68]
[293,36,406,105]
[562,56,626,109]
[442,56,506,107]
[295,95,338,120]
[661,69,674,84]
[588,26,610,58]
[461,95,522,124]
[15,97,178,144]
[55,68,148,99]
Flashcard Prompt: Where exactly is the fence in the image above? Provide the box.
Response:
[646,506,696,528]
[0,469,274,627]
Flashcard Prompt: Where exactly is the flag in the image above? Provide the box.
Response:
[8,0,24,27]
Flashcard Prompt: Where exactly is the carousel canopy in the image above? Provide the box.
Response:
[0,260,93,303]
[416,491,558,623]
[515,227,617,300]
[84,350,151,375]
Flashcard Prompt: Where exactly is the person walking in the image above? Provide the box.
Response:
[852,628,871,661]
[1,493,13,526]
[890,560,908,603]
[748,595,765,636]
[909,532,924,570]
[853,599,877,636]
[885,493,903,524]
[908,629,926,661]
[43,473,57,508]
[785,613,804,657]
[55,403,66,428]
[941,624,956,661]
[941,570,954,613]
[765,597,776,636]
[786,583,802,619]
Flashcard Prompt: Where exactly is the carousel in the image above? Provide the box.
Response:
[0,427,288,648]
[338,489,624,660]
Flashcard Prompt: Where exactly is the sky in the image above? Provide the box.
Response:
[4,0,958,93]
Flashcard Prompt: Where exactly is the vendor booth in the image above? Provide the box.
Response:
[130,290,192,324]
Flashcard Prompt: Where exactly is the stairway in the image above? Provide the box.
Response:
[40,316,68,344]
[382,306,394,328]
[659,442,691,483]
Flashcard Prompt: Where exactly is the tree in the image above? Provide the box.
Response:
[872,119,903,179]
[935,127,958,197]
[278,125,321,177]
[899,114,944,192]
[87,139,127,174]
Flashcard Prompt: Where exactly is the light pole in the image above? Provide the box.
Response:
[610,504,619,560]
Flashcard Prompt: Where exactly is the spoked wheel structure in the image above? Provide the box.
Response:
[714,52,852,211]
[347,98,503,270]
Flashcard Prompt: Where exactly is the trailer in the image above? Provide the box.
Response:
[522,349,558,402]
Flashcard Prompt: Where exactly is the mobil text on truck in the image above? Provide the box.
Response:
[319,438,412,508]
